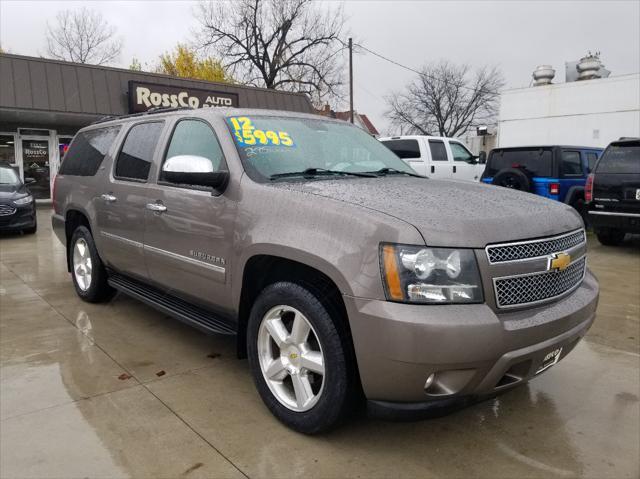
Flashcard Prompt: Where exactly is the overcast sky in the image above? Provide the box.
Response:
[1,0,638,135]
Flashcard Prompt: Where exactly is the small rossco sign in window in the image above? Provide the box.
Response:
[128,81,239,113]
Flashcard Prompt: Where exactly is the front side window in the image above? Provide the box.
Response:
[226,115,415,181]
[449,142,474,162]
[429,140,448,161]
[381,139,421,159]
[115,122,164,181]
[162,120,225,183]
[561,151,583,176]
[60,126,121,176]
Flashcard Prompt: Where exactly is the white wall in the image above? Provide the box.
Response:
[498,73,640,148]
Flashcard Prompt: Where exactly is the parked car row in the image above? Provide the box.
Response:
[51,107,599,433]
[380,135,638,246]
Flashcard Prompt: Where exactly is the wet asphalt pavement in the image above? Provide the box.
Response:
[1,208,638,478]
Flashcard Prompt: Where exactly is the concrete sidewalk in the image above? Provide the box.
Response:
[1,209,638,478]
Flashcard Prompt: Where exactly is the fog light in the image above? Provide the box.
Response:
[424,373,436,390]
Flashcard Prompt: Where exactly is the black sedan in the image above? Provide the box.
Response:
[0,165,37,234]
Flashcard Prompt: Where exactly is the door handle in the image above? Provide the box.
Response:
[431,165,435,174]
[453,165,457,173]
[101,194,117,203]
[146,202,167,213]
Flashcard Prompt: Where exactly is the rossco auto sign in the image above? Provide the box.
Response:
[128,81,239,113]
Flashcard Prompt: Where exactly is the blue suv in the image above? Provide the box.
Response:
[481,145,603,219]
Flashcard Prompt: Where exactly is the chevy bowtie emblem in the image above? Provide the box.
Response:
[549,252,571,272]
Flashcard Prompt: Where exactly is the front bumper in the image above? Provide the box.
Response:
[344,270,599,406]
[0,202,37,231]
[588,209,640,233]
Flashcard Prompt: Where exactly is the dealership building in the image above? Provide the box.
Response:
[0,53,313,200]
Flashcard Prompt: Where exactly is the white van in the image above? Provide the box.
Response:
[379,135,486,182]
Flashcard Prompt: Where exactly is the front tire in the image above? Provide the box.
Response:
[247,282,353,434]
[596,227,626,246]
[69,226,114,302]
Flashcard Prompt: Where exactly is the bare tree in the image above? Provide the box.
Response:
[386,61,505,137]
[46,8,122,65]
[195,0,346,105]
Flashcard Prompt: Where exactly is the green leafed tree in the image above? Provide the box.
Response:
[156,44,233,83]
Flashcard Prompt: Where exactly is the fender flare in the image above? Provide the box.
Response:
[564,185,585,205]
[233,243,354,312]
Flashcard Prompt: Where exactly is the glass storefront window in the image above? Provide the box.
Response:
[22,139,50,199]
[0,135,16,167]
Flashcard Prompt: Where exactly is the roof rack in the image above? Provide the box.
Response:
[91,106,194,125]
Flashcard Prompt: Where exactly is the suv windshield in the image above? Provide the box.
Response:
[0,166,20,185]
[226,115,416,181]
[486,148,553,177]
[596,142,640,174]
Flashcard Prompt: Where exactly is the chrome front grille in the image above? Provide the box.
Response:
[486,229,586,264]
[0,204,16,217]
[494,256,587,308]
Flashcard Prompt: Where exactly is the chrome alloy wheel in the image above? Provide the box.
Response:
[257,305,325,412]
[72,238,93,291]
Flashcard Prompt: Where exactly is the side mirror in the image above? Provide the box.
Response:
[477,151,487,165]
[24,177,36,184]
[162,155,229,190]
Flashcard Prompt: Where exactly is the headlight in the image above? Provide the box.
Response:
[14,195,33,205]
[380,244,483,304]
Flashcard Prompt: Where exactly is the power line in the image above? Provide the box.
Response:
[342,39,499,97]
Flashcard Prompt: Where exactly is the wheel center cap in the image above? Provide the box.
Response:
[283,346,301,368]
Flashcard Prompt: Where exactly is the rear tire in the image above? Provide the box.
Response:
[596,228,626,246]
[247,281,354,434]
[570,197,588,227]
[69,226,114,302]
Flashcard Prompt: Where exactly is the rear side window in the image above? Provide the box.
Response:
[115,122,164,181]
[596,143,640,174]
[561,151,583,176]
[486,149,553,177]
[59,126,121,176]
[381,139,420,159]
[585,152,599,173]
[428,140,448,161]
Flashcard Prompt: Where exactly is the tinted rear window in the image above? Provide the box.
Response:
[59,126,121,176]
[381,139,421,159]
[428,140,448,161]
[596,143,640,174]
[486,148,553,177]
[115,122,164,181]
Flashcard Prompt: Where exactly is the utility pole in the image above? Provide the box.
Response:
[348,37,354,123]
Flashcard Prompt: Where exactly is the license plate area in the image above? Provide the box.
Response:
[536,347,563,374]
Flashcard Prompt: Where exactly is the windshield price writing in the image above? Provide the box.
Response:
[228,117,294,147]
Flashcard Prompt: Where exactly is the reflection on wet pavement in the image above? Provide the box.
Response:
[1,209,639,478]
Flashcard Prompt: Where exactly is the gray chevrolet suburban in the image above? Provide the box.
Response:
[52,107,599,433]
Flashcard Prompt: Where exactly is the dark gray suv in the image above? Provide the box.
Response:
[52,107,599,433]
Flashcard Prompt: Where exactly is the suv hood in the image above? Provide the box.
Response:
[270,177,582,247]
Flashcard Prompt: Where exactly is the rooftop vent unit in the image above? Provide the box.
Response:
[577,52,603,80]
[532,65,555,86]
[566,51,610,82]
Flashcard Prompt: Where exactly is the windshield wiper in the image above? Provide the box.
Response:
[269,167,376,180]
[366,167,422,178]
